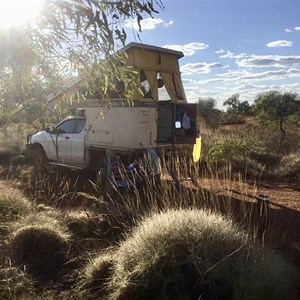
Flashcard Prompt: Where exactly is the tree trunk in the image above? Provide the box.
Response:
[279,116,286,145]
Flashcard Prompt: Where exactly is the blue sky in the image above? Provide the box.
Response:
[124,0,300,108]
[0,0,299,108]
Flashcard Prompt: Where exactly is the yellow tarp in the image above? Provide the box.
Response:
[193,136,202,163]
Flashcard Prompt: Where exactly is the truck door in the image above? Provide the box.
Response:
[173,103,198,144]
[157,104,173,144]
[68,119,86,164]
[49,118,86,165]
[157,103,197,145]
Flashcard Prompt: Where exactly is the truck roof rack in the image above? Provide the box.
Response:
[117,42,184,59]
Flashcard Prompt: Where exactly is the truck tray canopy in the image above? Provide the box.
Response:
[83,102,197,150]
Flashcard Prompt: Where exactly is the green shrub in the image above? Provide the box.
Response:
[231,156,271,179]
[9,154,27,165]
[205,137,267,178]
[249,150,281,168]
[83,209,298,300]
[276,153,300,179]
[208,137,254,160]
[0,145,22,163]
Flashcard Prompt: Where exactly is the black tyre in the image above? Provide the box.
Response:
[32,147,49,180]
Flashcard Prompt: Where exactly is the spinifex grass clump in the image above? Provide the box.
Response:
[0,189,31,222]
[10,223,71,281]
[84,252,115,297]
[83,209,298,300]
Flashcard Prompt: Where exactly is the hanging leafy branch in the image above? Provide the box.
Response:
[31,1,163,61]
[27,0,164,100]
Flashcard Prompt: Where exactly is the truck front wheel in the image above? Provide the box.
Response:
[32,147,49,179]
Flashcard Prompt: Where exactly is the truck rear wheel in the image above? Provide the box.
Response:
[32,147,49,179]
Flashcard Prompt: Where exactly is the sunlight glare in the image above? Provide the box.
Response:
[0,0,44,29]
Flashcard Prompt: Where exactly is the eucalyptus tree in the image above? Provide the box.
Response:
[0,1,164,132]
[254,90,300,143]
[197,97,221,129]
[223,93,252,124]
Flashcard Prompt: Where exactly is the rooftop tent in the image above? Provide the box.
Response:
[120,43,187,103]
[47,43,187,107]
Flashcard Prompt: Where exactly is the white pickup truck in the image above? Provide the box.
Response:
[26,43,199,184]
[27,102,197,176]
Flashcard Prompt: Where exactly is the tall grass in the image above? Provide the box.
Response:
[0,160,298,299]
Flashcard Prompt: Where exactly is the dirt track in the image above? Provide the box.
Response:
[199,177,300,211]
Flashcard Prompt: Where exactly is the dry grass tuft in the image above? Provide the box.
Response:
[64,209,113,251]
[0,189,32,222]
[0,266,35,300]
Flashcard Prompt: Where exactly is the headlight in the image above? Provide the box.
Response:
[27,134,32,144]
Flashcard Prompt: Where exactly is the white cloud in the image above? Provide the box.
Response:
[185,67,300,104]
[216,68,300,84]
[237,68,289,77]
[240,69,300,81]
[164,20,173,27]
[162,42,209,56]
[217,69,247,79]
[281,82,300,89]
[181,61,225,74]
[237,55,300,68]
[215,49,225,54]
[267,40,293,48]
[124,17,171,31]
[196,78,225,85]
[183,77,300,105]
[284,26,300,33]
[219,51,247,59]
[182,67,300,105]
[182,78,197,85]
